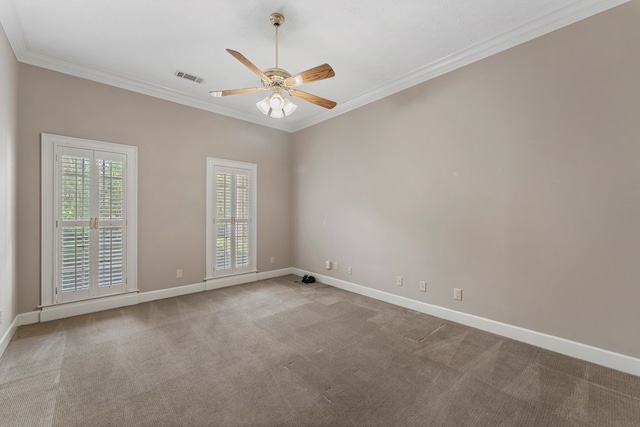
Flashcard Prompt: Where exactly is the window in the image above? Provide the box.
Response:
[41,134,137,305]
[206,158,257,279]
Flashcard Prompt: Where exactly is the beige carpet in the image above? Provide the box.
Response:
[0,275,638,426]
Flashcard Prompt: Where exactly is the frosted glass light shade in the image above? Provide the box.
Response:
[256,93,297,118]
[269,93,284,110]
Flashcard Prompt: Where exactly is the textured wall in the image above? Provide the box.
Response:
[0,22,18,339]
[292,2,640,358]
[17,65,292,313]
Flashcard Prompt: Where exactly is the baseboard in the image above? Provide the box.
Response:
[205,272,258,290]
[0,311,39,357]
[292,268,640,376]
[16,311,40,326]
[0,317,19,358]
[40,293,140,322]
[257,267,295,281]
[138,282,206,303]
[205,268,294,291]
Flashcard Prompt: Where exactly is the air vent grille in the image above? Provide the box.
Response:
[175,71,204,84]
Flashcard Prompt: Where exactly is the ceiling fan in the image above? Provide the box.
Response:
[210,13,336,118]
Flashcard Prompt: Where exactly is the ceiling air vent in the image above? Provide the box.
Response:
[175,71,204,84]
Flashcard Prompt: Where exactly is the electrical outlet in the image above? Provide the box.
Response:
[396,276,403,287]
[325,260,332,270]
[176,269,183,279]
[419,281,427,292]
[454,288,462,301]
[347,266,352,275]
[270,257,275,265]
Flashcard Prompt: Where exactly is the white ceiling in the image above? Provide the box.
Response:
[0,0,628,132]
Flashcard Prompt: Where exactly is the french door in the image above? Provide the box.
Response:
[42,134,138,306]
[56,147,126,302]
[206,158,257,279]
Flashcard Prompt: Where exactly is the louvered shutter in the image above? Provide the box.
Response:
[215,167,233,273]
[210,161,255,278]
[58,147,92,299]
[97,152,126,293]
[55,147,127,302]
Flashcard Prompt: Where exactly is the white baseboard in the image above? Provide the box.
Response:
[16,311,40,326]
[40,293,139,322]
[292,268,640,376]
[205,272,258,290]
[0,311,38,357]
[205,268,295,291]
[257,267,295,281]
[0,317,19,358]
[138,282,206,303]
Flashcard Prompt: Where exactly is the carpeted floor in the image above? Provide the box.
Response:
[0,275,638,426]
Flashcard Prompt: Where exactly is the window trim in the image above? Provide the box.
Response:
[41,133,138,307]
[205,157,257,280]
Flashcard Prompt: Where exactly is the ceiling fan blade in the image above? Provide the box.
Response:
[210,87,265,97]
[289,89,337,109]
[226,49,272,83]
[285,64,335,88]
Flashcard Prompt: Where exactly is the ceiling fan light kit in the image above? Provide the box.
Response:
[256,91,297,118]
[210,13,336,119]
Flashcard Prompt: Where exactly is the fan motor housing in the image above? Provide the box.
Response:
[263,67,291,87]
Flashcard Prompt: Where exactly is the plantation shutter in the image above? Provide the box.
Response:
[58,147,92,299]
[234,170,251,270]
[215,167,233,272]
[97,152,126,292]
[213,165,254,277]
[55,147,127,303]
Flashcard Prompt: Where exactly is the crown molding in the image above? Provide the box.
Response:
[0,0,27,57]
[17,49,294,132]
[1,0,629,133]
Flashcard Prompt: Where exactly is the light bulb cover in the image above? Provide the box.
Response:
[283,98,297,115]
[256,96,271,115]
[269,93,284,110]
[256,93,297,119]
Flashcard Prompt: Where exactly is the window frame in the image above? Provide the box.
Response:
[206,157,257,280]
[41,133,138,306]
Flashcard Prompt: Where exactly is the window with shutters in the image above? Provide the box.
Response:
[41,134,137,306]
[206,158,257,279]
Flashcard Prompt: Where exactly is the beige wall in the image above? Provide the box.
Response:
[17,65,292,313]
[0,23,18,338]
[292,2,640,358]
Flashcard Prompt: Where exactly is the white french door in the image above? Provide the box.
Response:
[206,158,257,279]
[56,147,126,302]
[42,133,138,306]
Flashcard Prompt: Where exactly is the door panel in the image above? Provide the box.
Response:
[56,147,127,302]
